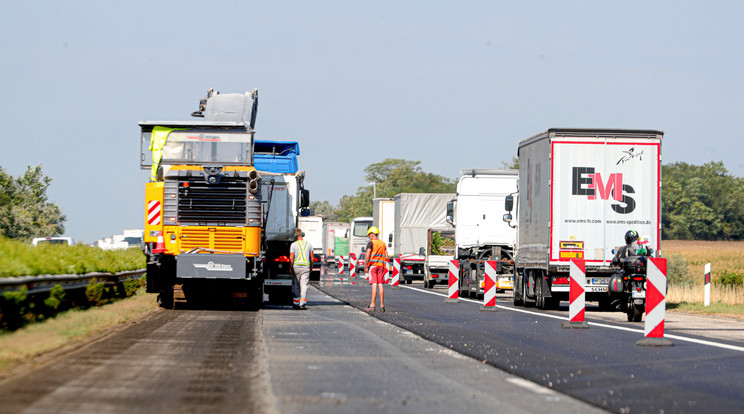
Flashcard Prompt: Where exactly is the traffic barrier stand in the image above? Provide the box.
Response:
[445,259,460,303]
[390,257,401,288]
[383,258,390,285]
[704,262,711,307]
[637,257,674,347]
[561,259,589,328]
[480,260,498,311]
[349,253,356,278]
[338,256,344,275]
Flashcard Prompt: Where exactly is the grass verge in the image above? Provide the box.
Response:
[0,288,158,378]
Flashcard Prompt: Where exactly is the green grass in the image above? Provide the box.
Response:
[668,301,744,319]
[0,236,145,277]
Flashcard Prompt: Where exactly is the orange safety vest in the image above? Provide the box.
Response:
[367,239,388,270]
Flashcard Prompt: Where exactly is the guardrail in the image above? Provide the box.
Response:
[0,269,147,295]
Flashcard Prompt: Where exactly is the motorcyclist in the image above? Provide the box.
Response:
[611,230,652,266]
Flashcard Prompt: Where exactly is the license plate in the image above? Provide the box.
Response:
[632,290,646,299]
[591,278,610,285]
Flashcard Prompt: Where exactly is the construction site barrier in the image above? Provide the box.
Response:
[349,253,356,278]
[391,257,401,287]
[445,259,459,303]
[561,259,589,328]
[480,260,498,311]
[637,257,673,347]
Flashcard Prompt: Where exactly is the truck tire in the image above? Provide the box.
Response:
[513,277,523,306]
[157,285,174,309]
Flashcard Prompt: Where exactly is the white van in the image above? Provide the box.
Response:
[32,237,75,246]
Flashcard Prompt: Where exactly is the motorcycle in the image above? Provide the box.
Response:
[609,255,647,322]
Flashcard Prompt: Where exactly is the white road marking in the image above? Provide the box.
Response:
[403,285,744,353]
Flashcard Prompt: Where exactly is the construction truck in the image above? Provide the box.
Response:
[504,128,662,310]
[447,170,518,298]
[139,89,309,308]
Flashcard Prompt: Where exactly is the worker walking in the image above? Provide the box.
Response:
[289,228,314,310]
[364,226,388,312]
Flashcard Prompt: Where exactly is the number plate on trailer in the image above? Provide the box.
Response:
[590,278,610,285]
[632,290,646,299]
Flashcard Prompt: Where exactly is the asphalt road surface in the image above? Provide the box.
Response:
[316,270,744,413]
[0,267,741,414]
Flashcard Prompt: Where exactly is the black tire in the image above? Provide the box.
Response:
[630,303,644,322]
[157,285,174,309]
[513,274,524,306]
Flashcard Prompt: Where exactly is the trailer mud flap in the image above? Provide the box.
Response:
[176,254,246,279]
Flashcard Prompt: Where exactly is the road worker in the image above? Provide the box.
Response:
[289,228,314,310]
[364,226,388,311]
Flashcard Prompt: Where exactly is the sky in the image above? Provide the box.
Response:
[1,1,742,244]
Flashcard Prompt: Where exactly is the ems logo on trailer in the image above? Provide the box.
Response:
[148,200,162,225]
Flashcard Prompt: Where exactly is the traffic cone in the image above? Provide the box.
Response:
[153,231,166,254]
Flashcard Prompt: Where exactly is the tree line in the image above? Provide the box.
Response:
[313,159,744,241]
[2,159,742,243]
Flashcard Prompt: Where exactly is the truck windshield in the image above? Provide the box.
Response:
[352,222,372,237]
[140,128,254,166]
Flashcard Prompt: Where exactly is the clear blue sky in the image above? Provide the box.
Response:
[1,1,742,243]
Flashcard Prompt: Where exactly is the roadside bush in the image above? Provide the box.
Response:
[43,284,66,311]
[717,270,744,287]
[0,236,145,277]
[1,277,146,331]
[665,254,692,285]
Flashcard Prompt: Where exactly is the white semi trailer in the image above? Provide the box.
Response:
[505,128,663,310]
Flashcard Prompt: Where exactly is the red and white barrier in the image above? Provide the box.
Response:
[445,259,459,303]
[338,256,344,275]
[638,258,673,346]
[349,253,356,278]
[391,257,401,287]
[561,259,588,328]
[480,260,498,311]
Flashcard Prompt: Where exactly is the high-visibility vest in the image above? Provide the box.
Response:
[149,126,186,182]
[368,239,388,270]
[293,240,311,267]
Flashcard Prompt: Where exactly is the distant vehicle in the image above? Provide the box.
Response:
[423,227,455,288]
[393,193,455,284]
[506,128,663,310]
[122,229,144,248]
[448,169,518,298]
[298,216,324,280]
[32,237,75,246]
[322,222,349,268]
[349,216,373,266]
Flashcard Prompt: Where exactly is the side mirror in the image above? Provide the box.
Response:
[503,213,512,223]
[388,234,393,243]
[300,208,311,217]
[300,189,310,208]
[505,194,514,212]
[418,247,426,256]
[446,200,454,225]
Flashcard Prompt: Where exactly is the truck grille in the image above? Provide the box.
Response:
[181,227,244,251]
[178,177,247,226]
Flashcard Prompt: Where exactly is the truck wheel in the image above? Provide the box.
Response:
[157,285,174,309]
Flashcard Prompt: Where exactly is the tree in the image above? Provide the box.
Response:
[662,161,744,240]
[0,165,66,241]
[501,157,519,170]
[334,159,456,222]
[309,200,339,221]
